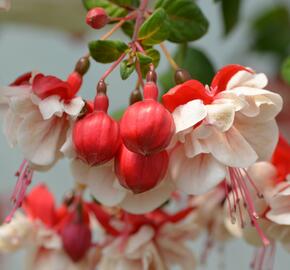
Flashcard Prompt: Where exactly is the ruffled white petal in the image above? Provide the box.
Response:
[60,124,76,159]
[235,119,279,161]
[170,146,226,195]
[63,97,84,117]
[120,178,174,214]
[37,95,63,120]
[87,163,127,207]
[172,100,207,133]
[226,71,268,90]
[3,109,23,147]
[205,126,258,168]
[205,103,235,132]
[70,159,91,185]
[17,110,67,166]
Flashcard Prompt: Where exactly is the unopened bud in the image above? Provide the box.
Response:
[75,57,90,75]
[146,70,157,83]
[130,89,142,105]
[174,69,191,85]
[97,80,107,95]
[86,8,109,29]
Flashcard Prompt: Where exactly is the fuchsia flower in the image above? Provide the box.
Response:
[95,207,197,270]
[162,64,282,195]
[0,71,85,222]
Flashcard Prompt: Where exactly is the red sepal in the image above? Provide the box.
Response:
[211,64,251,94]
[162,80,213,112]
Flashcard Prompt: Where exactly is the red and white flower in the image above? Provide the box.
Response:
[97,209,197,270]
[0,72,84,169]
[162,64,283,195]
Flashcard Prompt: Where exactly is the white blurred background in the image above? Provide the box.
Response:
[0,0,290,269]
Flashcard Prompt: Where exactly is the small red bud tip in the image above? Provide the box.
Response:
[120,99,175,155]
[73,111,121,166]
[86,8,109,29]
[67,72,83,97]
[115,144,169,194]
[61,221,92,262]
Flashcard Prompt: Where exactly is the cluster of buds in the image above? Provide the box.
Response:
[73,71,175,194]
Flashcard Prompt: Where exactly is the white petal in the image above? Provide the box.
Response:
[17,110,67,167]
[0,86,30,104]
[87,163,127,207]
[227,71,268,90]
[206,103,235,132]
[205,126,258,168]
[70,159,91,185]
[60,124,76,159]
[63,97,84,117]
[172,100,207,133]
[180,124,211,158]
[120,178,174,214]
[235,119,279,161]
[222,87,283,123]
[170,147,226,195]
[125,226,155,255]
[247,162,277,194]
[38,95,64,120]
[267,208,290,225]
[3,109,22,147]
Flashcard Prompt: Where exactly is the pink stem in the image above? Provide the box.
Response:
[99,53,127,82]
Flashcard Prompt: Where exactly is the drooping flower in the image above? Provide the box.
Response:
[0,72,85,221]
[0,185,100,269]
[162,65,282,244]
[163,64,282,196]
[96,208,197,270]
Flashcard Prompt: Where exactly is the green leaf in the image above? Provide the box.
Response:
[120,60,135,80]
[221,0,241,35]
[82,0,127,17]
[89,40,128,63]
[140,48,161,77]
[111,0,140,7]
[160,45,215,92]
[136,52,153,64]
[155,0,209,43]
[121,20,134,38]
[251,5,290,59]
[138,8,170,46]
[281,56,290,85]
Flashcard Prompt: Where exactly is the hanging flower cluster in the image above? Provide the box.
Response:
[0,0,289,269]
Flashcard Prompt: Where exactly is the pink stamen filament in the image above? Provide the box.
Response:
[5,161,33,223]
[227,168,270,246]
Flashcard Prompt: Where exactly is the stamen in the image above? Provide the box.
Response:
[242,169,263,198]
[226,168,270,246]
[5,160,33,223]
[251,244,276,270]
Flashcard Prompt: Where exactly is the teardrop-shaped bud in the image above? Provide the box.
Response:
[86,7,109,29]
[115,144,169,194]
[61,220,92,262]
[73,110,121,166]
[120,92,175,155]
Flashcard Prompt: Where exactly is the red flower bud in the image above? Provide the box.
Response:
[73,94,121,166]
[61,221,92,262]
[120,83,175,155]
[115,144,169,194]
[86,8,109,29]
